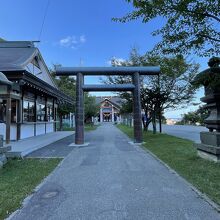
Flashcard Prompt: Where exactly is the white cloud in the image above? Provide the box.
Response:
[59,35,86,49]
[59,36,77,47]
[107,57,126,66]
[79,35,86,43]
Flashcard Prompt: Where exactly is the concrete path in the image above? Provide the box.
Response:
[149,124,208,142]
[26,135,75,158]
[10,124,220,220]
[6,131,73,158]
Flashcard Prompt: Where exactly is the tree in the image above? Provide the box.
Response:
[84,93,99,123]
[179,105,209,125]
[105,49,199,132]
[50,68,75,130]
[51,67,99,127]
[114,0,220,56]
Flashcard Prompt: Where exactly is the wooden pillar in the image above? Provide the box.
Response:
[100,107,103,122]
[132,72,143,143]
[45,97,47,134]
[75,72,84,144]
[6,96,11,144]
[34,94,37,136]
[112,106,114,122]
[16,99,21,140]
[52,98,56,132]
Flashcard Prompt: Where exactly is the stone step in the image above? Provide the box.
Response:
[0,145,11,154]
[5,151,22,158]
[195,143,220,155]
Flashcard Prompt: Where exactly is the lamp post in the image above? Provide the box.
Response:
[194,58,220,162]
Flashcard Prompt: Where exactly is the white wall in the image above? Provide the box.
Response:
[0,123,6,140]
[1,122,56,140]
[0,123,17,140]
[46,123,54,133]
[10,125,17,140]
[21,124,35,139]
[36,124,45,136]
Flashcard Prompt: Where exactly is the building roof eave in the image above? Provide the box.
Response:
[3,70,74,105]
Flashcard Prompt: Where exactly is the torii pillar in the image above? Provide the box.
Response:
[75,72,84,144]
[133,72,143,143]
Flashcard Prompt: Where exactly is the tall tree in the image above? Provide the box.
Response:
[114,0,220,56]
[105,49,199,132]
[50,68,75,130]
[84,94,99,123]
[51,67,99,127]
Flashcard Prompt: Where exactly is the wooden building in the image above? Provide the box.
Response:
[0,41,73,143]
[96,96,122,122]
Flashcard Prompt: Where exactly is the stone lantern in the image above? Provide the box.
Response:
[194,58,220,162]
[0,72,12,168]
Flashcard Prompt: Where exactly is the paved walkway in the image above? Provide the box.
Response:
[6,131,73,158]
[26,135,75,158]
[10,124,220,220]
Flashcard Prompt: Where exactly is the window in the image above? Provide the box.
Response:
[37,96,46,121]
[11,100,17,123]
[37,103,45,121]
[102,108,112,113]
[47,102,53,121]
[0,100,6,122]
[23,100,35,122]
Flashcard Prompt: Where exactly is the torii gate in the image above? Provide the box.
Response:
[56,67,160,145]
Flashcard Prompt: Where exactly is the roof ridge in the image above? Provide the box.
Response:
[0,41,37,48]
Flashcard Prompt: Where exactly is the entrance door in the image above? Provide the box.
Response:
[103,113,111,122]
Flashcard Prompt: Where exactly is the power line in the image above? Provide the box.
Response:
[38,0,50,41]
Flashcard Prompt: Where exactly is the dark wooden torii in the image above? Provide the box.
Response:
[56,67,160,145]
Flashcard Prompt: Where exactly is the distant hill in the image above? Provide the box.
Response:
[0,38,5,42]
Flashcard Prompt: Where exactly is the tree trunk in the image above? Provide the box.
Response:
[158,108,162,133]
[152,111,157,134]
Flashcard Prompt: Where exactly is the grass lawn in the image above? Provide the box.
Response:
[62,124,99,132]
[0,158,61,220]
[117,124,220,206]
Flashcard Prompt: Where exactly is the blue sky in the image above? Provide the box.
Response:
[0,0,206,118]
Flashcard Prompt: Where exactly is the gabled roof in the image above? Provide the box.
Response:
[0,41,57,88]
[96,96,124,109]
[0,41,37,71]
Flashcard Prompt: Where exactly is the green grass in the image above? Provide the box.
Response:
[117,124,220,206]
[62,124,99,132]
[0,158,61,220]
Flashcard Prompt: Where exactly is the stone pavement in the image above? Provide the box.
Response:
[6,131,73,158]
[10,124,220,220]
[26,135,75,158]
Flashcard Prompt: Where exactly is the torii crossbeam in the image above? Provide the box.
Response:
[56,67,160,145]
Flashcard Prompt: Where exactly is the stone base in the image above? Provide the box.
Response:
[200,131,220,147]
[68,142,90,147]
[195,143,220,155]
[197,149,220,162]
[194,131,220,162]
[128,141,145,146]
[0,146,11,154]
